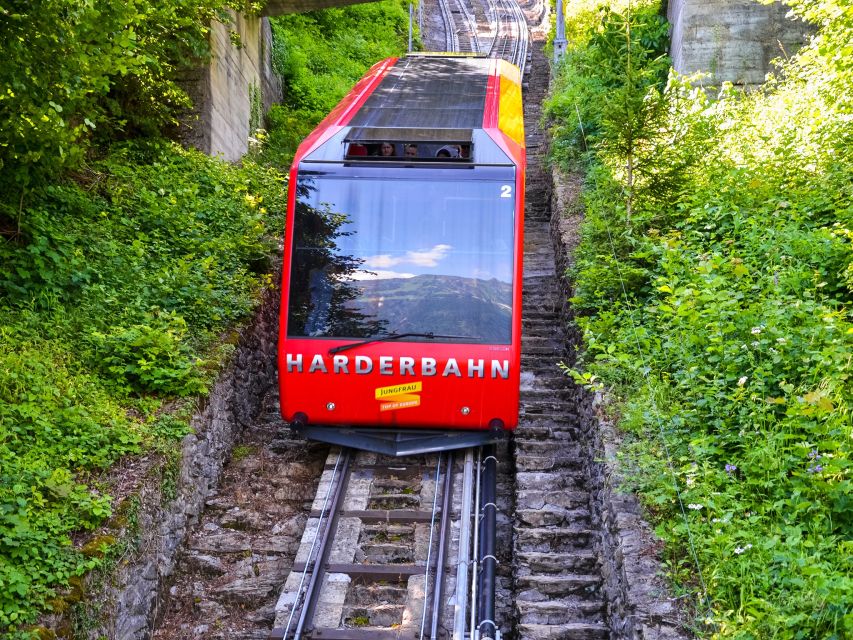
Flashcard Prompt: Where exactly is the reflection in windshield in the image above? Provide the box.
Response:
[287,168,515,343]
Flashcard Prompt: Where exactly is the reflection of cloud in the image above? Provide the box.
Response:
[348,269,417,281]
[364,244,452,269]
[408,244,452,266]
[364,254,397,268]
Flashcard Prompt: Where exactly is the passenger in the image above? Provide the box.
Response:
[435,145,460,159]
[347,143,367,156]
[378,142,396,157]
[404,144,418,158]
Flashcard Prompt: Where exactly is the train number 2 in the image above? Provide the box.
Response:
[500,185,512,198]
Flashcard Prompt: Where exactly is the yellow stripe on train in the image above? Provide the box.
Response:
[498,60,525,148]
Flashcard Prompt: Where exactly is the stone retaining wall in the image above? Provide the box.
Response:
[549,170,691,639]
[83,288,280,639]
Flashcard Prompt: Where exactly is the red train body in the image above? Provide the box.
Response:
[278,55,525,453]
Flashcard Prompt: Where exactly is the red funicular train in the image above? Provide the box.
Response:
[278,54,525,455]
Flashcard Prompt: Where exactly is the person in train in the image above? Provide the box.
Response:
[347,142,367,156]
[376,142,396,157]
[435,144,460,159]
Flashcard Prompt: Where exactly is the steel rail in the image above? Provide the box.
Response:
[480,0,499,54]
[479,447,498,640]
[420,453,445,640]
[434,0,527,74]
[469,447,483,640]
[429,451,455,640]
[437,0,457,51]
[452,448,475,640]
[452,0,481,53]
[487,0,528,74]
[281,449,350,640]
[436,0,480,54]
[293,448,353,639]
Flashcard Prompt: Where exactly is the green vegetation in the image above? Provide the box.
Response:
[263,0,414,164]
[0,0,282,634]
[349,614,371,627]
[0,0,260,197]
[546,0,852,636]
[0,142,285,634]
[1,0,411,634]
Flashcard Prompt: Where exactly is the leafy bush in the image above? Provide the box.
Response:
[0,0,245,197]
[0,0,409,632]
[0,141,285,632]
[0,329,140,631]
[87,312,208,396]
[549,0,853,636]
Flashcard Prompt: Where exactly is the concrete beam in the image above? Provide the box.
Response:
[668,0,812,86]
[262,0,380,16]
[180,13,281,161]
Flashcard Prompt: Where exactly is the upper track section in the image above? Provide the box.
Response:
[435,0,529,74]
[262,0,529,75]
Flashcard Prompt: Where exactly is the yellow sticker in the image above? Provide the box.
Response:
[375,381,422,399]
[375,381,422,411]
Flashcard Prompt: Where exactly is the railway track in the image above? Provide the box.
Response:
[435,0,527,73]
[439,0,481,53]
[487,0,528,74]
[269,447,502,640]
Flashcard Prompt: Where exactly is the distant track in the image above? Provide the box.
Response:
[435,0,527,74]
[488,0,528,74]
[440,0,481,53]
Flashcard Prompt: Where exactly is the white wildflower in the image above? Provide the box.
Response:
[688,503,703,510]
[738,376,748,386]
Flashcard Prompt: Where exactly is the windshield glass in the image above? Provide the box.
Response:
[287,165,516,343]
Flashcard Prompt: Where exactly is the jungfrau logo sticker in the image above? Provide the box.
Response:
[375,381,422,412]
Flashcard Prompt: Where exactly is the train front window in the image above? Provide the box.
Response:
[287,167,516,343]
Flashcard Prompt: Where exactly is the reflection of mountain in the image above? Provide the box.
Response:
[348,274,512,343]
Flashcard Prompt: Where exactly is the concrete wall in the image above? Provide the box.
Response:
[668,0,812,86]
[184,13,282,162]
[182,0,383,161]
